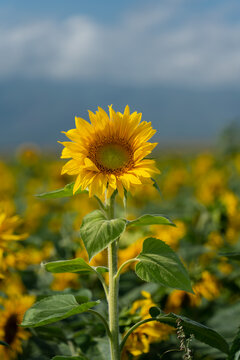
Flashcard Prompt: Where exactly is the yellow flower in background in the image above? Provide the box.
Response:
[194,271,220,301]
[162,167,189,198]
[0,295,35,360]
[218,259,233,275]
[118,238,144,272]
[150,220,186,250]
[0,273,26,297]
[166,271,220,313]
[4,242,53,271]
[206,231,224,250]
[221,191,238,216]
[122,291,174,359]
[0,162,16,198]
[192,153,214,177]
[165,289,201,314]
[0,209,28,276]
[195,169,226,205]
[51,272,80,291]
[60,105,159,199]
[0,211,27,246]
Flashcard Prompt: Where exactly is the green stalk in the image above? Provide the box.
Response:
[108,191,120,360]
[115,258,138,280]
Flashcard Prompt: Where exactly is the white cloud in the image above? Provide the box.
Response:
[1,1,240,87]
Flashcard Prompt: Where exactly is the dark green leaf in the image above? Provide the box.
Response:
[228,327,240,360]
[127,214,175,227]
[0,340,9,347]
[135,238,193,293]
[36,182,88,199]
[157,313,229,354]
[21,294,99,328]
[34,325,66,341]
[219,252,240,261]
[80,210,126,260]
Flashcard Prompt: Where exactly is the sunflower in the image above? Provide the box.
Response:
[0,209,28,277]
[60,105,159,199]
[0,210,27,248]
[122,291,174,359]
[0,295,35,360]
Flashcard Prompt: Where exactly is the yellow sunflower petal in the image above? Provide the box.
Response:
[61,159,81,175]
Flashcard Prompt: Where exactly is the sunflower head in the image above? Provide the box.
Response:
[0,295,35,360]
[60,105,160,199]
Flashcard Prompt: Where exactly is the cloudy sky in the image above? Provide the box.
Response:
[1,0,240,149]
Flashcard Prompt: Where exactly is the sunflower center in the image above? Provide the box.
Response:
[97,143,129,170]
[4,313,18,345]
[88,139,134,175]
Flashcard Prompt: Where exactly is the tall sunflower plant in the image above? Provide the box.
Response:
[21,106,229,360]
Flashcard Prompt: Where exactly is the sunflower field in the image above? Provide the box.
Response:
[0,108,240,360]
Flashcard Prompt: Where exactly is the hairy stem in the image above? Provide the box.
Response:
[115,258,138,280]
[96,271,109,301]
[108,192,120,360]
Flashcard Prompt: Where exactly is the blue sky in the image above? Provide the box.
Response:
[0,0,240,148]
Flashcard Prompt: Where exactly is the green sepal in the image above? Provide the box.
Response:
[157,313,229,355]
[80,210,126,260]
[135,237,193,293]
[21,294,100,328]
[151,177,162,195]
[36,182,88,199]
[127,214,175,227]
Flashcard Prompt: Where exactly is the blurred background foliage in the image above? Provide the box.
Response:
[0,125,240,359]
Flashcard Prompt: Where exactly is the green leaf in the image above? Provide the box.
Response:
[0,340,9,347]
[228,327,240,360]
[135,238,193,293]
[157,313,229,354]
[127,214,175,227]
[80,210,126,260]
[52,357,87,360]
[44,258,94,274]
[36,182,88,199]
[21,294,99,328]
[219,252,240,261]
[44,258,109,277]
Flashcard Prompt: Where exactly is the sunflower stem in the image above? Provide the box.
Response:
[108,192,120,360]
[115,258,138,280]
